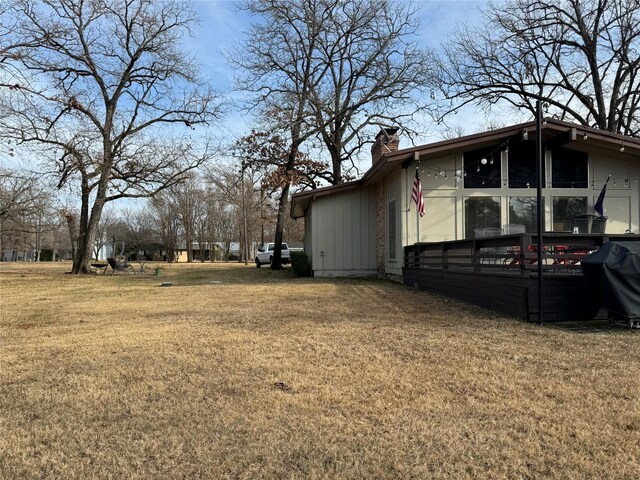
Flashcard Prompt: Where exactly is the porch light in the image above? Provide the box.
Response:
[481,157,487,165]
[583,132,588,140]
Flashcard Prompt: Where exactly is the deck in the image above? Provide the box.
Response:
[403,233,640,322]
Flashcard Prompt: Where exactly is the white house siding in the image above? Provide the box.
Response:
[309,186,376,277]
[403,150,640,242]
[383,167,404,277]
[592,153,639,232]
[303,207,313,262]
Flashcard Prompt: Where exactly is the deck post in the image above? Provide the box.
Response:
[535,100,544,326]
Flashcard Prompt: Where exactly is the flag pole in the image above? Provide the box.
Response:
[536,100,544,326]
[416,166,420,244]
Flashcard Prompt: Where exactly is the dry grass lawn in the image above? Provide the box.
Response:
[1,261,639,479]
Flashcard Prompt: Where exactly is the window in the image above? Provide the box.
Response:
[553,197,587,232]
[464,197,501,239]
[552,148,588,188]
[463,146,502,188]
[388,200,396,260]
[508,140,544,188]
[508,197,545,233]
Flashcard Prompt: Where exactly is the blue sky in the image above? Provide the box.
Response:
[189,0,493,150]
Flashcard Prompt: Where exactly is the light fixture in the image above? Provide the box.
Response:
[489,154,494,165]
[476,166,480,173]
[481,157,487,165]
[440,170,445,177]
[456,169,462,176]
[583,132,588,140]
[620,139,625,152]
[522,129,528,141]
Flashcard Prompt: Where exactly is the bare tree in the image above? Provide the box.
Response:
[119,208,156,260]
[149,193,181,263]
[434,0,640,135]
[207,163,263,263]
[310,0,432,183]
[231,0,335,269]
[0,168,59,260]
[92,207,115,260]
[170,174,201,263]
[0,0,223,273]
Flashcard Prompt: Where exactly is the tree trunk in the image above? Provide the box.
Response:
[185,233,193,262]
[270,182,290,270]
[330,146,342,185]
[73,199,106,274]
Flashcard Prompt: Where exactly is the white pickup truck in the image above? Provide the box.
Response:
[255,242,290,268]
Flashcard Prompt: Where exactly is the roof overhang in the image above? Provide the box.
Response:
[290,180,362,219]
[362,118,640,185]
[290,118,640,218]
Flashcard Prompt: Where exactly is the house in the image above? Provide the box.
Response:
[291,119,640,280]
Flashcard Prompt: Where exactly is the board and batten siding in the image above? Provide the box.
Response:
[309,186,377,277]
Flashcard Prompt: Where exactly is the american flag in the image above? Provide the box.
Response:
[411,168,425,217]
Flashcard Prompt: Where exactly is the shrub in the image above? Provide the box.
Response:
[290,251,311,276]
[40,249,54,261]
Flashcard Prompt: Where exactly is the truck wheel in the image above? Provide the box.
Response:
[255,258,261,268]
[269,256,273,265]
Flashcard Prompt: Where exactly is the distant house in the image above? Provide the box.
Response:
[291,119,640,278]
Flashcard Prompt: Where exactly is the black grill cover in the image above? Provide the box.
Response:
[581,242,640,319]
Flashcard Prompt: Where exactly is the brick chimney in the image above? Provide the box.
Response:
[371,127,400,165]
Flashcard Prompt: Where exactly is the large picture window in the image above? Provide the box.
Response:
[553,196,587,232]
[508,140,545,188]
[388,200,396,260]
[508,197,545,233]
[463,146,501,188]
[465,196,501,239]
[551,148,588,188]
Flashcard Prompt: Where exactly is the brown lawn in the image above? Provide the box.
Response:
[1,261,638,479]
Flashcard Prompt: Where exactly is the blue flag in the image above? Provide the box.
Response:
[594,176,610,216]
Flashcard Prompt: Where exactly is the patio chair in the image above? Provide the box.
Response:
[107,257,135,275]
[502,224,526,265]
[474,227,504,264]
[591,216,608,234]
[572,214,607,233]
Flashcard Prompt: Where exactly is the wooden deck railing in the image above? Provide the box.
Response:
[404,233,639,277]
